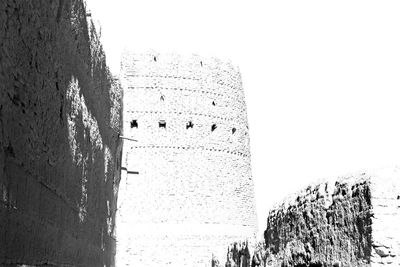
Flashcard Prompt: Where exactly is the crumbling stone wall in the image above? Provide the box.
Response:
[224,241,252,267]
[0,1,122,266]
[219,240,266,267]
[263,167,400,267]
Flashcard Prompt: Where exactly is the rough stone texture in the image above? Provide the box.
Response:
[116,52,258,266]
[0,1,122,266]
[224,241,252,267]
[263,167,400,267]
[251,241,268,267]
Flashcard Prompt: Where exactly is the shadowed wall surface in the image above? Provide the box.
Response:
[0,1,122,266]
[116,52,258,266]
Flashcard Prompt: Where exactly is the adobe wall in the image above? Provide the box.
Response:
[117,52,258,266]
[263,167,400,267]
[0,1,122,266]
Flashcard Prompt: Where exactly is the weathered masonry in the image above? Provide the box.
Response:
[263,167,400,267]
[116,52,258,266]
[0,0,122,266]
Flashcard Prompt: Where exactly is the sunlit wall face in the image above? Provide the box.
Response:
[115,52,257,266]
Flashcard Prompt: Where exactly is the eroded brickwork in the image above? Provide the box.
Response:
[263,167,400,267]
[116,52,257,266]
[0,1,122,266]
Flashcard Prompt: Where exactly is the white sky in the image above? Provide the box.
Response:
[87,0,400,236]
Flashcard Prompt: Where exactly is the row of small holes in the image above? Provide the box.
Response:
[161,95,217,107]
[153,55,203,67]
[129,145,249,158]
[131,120,237,134]
[126,74,239,92]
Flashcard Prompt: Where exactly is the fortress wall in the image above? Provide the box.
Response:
[263,167,400,267]
[0,1,122,266]
[117,53,257,266]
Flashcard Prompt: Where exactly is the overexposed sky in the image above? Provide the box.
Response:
[87,0,400,235]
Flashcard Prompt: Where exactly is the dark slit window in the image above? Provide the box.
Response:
[159,120,166,128]
[186,121,193,129]
[211,124,217,132]
[130,120,138,128]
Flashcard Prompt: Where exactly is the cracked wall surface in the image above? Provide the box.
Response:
[0,0,122,266]
[263,167,400,267]
[117,52,258,266]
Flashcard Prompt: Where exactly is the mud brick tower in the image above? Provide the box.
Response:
[116,52,258,266]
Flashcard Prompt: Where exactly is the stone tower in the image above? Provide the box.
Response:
[116,52,257,266]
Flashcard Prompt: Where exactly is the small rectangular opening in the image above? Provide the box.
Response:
[159,120,166,128]
[130,120,138,128]
[186,121,193,129]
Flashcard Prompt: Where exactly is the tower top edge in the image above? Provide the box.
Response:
[121,49,241,73]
